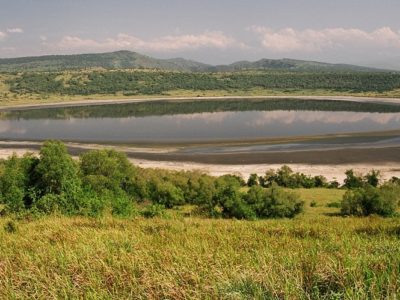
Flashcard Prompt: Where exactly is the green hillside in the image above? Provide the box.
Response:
[0,51,210,72]
[0,50,388,73]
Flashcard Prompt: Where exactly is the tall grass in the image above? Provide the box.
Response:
[0,189,399,299]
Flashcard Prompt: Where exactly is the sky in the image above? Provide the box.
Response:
[1,0,400,69]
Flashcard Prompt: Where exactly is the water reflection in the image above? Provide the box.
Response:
[0,109,400,142]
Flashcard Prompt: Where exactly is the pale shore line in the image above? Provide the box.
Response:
[1,95,400,110]
[1,147,399,183]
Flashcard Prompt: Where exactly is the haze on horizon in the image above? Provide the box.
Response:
[1,0,400,70]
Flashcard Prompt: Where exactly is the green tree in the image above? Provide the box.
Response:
[80,149,136,196]
[343,169,364,189]
[364,170,381,187]
[247,174,259,187]
[35,141,80,195]
[0,154,38,212]
[341,184,399,216]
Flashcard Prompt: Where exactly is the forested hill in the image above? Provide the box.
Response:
[0,50,388,72]
[0,51,210,72]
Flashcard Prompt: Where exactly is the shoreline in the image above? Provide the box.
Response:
[1,95,400,111]
[1,143,399,182]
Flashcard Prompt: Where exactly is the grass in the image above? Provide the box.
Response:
[0,188,399,299]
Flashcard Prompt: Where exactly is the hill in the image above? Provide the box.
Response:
[0,50,210,72]
[0,50,388,73]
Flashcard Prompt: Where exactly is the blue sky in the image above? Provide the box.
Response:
[1,0,400,68]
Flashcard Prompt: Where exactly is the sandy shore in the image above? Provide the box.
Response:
[1,147,399,183]
[1,95,400,111]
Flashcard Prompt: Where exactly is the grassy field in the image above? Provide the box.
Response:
[1,188,399,299]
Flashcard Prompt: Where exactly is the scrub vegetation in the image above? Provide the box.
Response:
[0,141,400,299]
[1,69,400,106]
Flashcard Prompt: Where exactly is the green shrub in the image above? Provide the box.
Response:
[364,170,381,187]
[35,141,81,196]
[341,184,399,216]
[216,184,305,219]
[33,194,63,214]
[111,196,136,218]
[0,154,38,213]
[141,204,167,218]
[310,200,317,207]
[151,181,185,208]
[259,184,304,218]
[247,174,259,187]
[343,169,364,189]
[80,149,137,197]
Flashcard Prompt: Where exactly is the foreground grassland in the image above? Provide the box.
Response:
[1,189,399,299]
[1,69,400,107]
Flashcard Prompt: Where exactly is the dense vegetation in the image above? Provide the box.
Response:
[1,141,399,220]
[3,98,400,120]
[6,70,400,97]
[0,141,308,220]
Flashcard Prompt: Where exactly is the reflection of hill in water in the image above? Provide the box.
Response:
[2,99,400,120]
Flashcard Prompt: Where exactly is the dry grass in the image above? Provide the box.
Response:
[0,188,399,299]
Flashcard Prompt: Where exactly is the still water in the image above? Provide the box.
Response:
[1,99,400,143]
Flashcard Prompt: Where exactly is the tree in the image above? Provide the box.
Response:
[341,184,399,216]
[247,173,259,187]
[151,181,184,208]
[35,141,80,195]
[343,169,364,189]
[0,154,38,212]
[364,170,381,187]
[80,149,136,196]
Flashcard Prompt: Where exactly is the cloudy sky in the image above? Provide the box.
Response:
[1,0,400,69]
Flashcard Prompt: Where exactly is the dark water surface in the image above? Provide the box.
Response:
[1,99,400,143]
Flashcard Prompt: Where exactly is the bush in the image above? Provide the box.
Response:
[364,170,381,187]
[247,174,259,187]
[259,184,304,218]
[212,184,304,220]
[218,184,255,220]
[151,181,185,208]
[33,194,64,214]
[341,184,399,216]
[141,204,167,218]
[343,169,364,189]
[35,141,81,196]
[310,200,317,207]
[261,166,328,189]
[0,154,38,212]
[80,149,137,196]
[111,196,136,218]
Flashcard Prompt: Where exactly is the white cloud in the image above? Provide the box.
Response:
[0,27,23,42]
[246,111,400,127]
[49,31,242,52]
[6,28,23,34]
[249,26,400,53]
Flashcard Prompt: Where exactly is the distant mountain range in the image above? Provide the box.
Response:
[0,50,390,72]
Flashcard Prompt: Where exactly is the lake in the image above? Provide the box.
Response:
[1,99,400,144]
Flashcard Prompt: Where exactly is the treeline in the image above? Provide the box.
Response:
[247,166,400,216]
[0,141,304,220]
[3,99,400,121]
[7,70,400,96]
[0,141,399,219]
